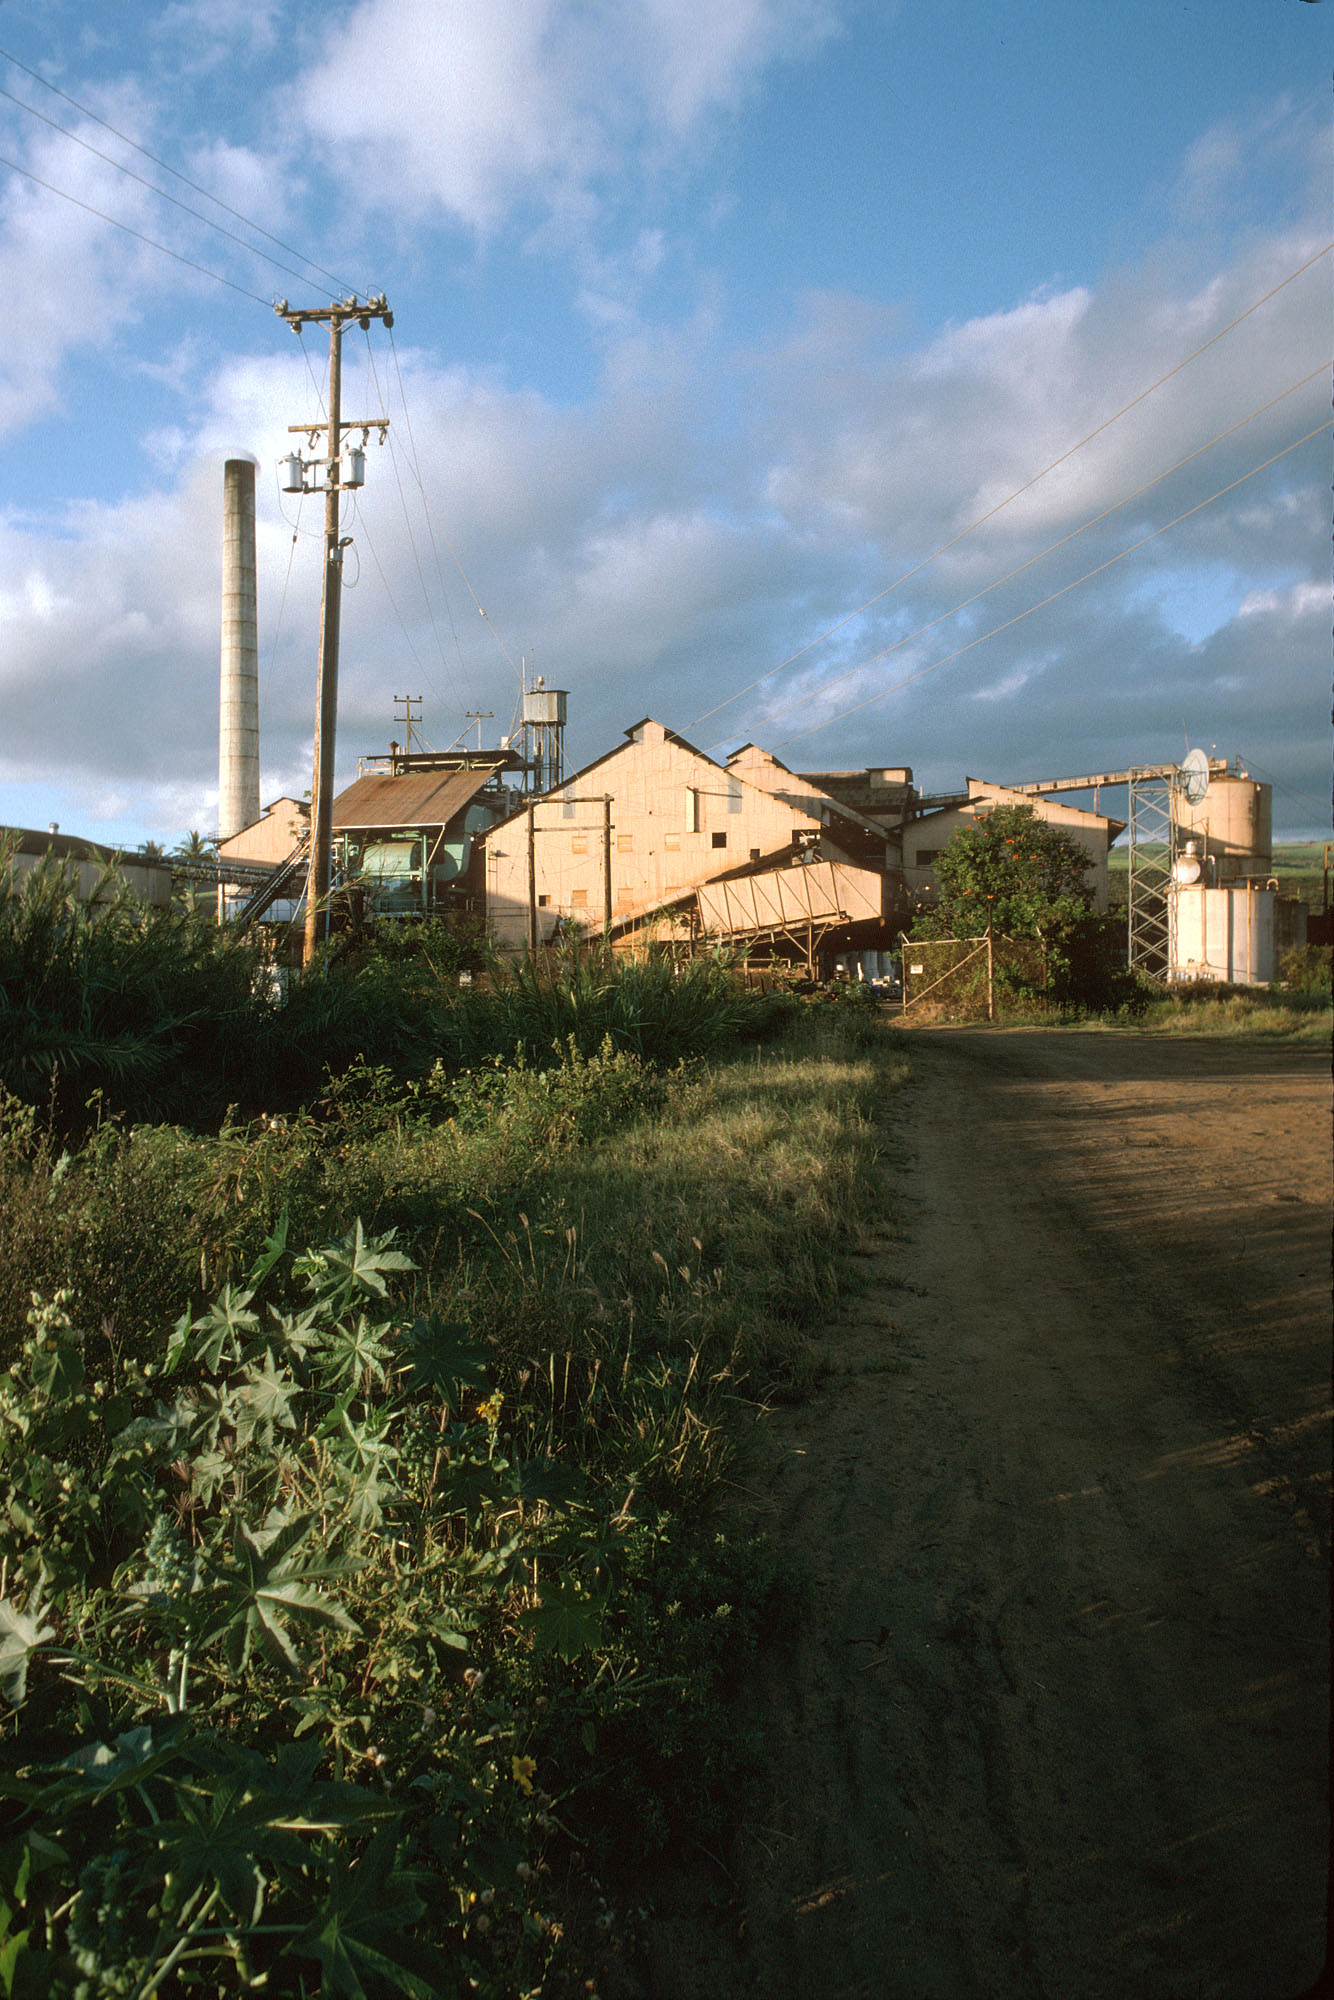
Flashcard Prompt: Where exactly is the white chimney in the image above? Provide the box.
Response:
[219,456,260,841]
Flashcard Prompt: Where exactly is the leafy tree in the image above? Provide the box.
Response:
[913,805,1095,940]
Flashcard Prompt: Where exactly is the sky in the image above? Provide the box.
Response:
[0,0,1329,849]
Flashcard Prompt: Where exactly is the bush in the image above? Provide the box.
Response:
[1280,942,1332,994]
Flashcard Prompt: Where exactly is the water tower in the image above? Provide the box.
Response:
[522,678,567,793]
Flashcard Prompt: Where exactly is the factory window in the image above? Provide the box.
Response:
[916,849,941,865]
[664,832,680,850]
[617,833,634,853]
[571,888,588,908]
[538,894,550,907]
[685,787,700,833]
[572,834,587,855]
[712,832,727,849]
[727,776,743,815]
[750,847,761,861]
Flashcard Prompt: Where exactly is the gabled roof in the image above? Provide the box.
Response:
[483,717,739,837]
[725,743,892,843]
[331,764,500,831]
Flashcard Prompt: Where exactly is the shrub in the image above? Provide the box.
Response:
[1280,942,1332,994]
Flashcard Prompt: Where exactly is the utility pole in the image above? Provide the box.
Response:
[394,694,423,756]
[275,293,392,966]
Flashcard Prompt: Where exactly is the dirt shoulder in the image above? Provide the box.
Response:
[643,1025,1331,2000]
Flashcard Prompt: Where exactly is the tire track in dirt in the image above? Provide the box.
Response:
[642,1026,1330,2000]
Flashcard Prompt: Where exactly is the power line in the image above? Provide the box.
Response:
[0,82,330,293]
[771,419,1330,751]
[0,43,364,296]
[735,361,1332,742]
[687,236,1334,734]
[386,324,523,684]
[359,327,479,709]
[0,148,271,304]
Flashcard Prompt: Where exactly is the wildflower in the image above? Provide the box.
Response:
[512,1755,537,1795]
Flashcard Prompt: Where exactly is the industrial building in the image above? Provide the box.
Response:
[482,719,912,972]
[1,827,172,907]
[206,451,1310,986]
[904,779,1124,913]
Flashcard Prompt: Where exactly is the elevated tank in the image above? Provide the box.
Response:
[1174,775,1271,883]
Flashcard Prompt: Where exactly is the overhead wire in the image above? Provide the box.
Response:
[771,419,1330,751]
[686,236,1334,734]
[726,360,1332,743]
[0,148,271,303]
[0,43,365,295]
[387,325,524,686]
[358,326,480,711]
[0,82,329,294]
[258,495,305,732]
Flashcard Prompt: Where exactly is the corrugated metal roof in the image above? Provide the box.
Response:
[332,766,497,830]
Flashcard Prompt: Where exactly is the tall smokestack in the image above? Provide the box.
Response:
[219,456,260,841]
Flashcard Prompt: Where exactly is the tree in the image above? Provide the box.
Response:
[913,805,1095,941]
[173,829,218,863]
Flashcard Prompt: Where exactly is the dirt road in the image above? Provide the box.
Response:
[645,1025,1330,2000]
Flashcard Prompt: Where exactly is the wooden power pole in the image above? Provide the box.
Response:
[275,294,392,966]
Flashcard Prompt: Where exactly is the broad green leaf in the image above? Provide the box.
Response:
[396,1315,489,1403]
[312,1314,394,1395]
[522,1581,607,1662]
[0,1601,55,1707]
[245,1206,290,1289]
[201,1514,361,1673]
[232,1350,300,1450]
[297,1222,415,1310]
[287,1830,451,2000]
[178,1286,260,1374]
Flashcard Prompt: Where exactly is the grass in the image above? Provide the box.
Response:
[1060,983,1332,1043]
[0,937,906,1997]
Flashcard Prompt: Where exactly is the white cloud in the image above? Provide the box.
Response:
[0,73,1328,837]
[296,0,843,235]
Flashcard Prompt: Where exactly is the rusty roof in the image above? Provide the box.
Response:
[332,765,499,831]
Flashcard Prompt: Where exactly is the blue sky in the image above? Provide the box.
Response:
[0,0,1329,847]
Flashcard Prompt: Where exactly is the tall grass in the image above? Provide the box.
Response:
[0,976,904,1988]
[452,944,793,1065]
[0,849,793,1131]
[0,847,263,1128]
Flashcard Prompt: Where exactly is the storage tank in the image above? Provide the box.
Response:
[1174,775,1271,883]
[522,686,568,727]
[1171,883,1275,984]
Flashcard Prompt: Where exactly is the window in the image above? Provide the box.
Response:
[538,894,550,908]
[750,847,761,861]
[685,787,700,833]
[711,831,727,849]
[727,776,742,815]
[617,832,634,853]
[571,888,588,908]
[664,832,680,851]
[916,849,941,866]
[572,834,587,855]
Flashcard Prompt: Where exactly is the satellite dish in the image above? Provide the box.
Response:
[1179,747,1210,806]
